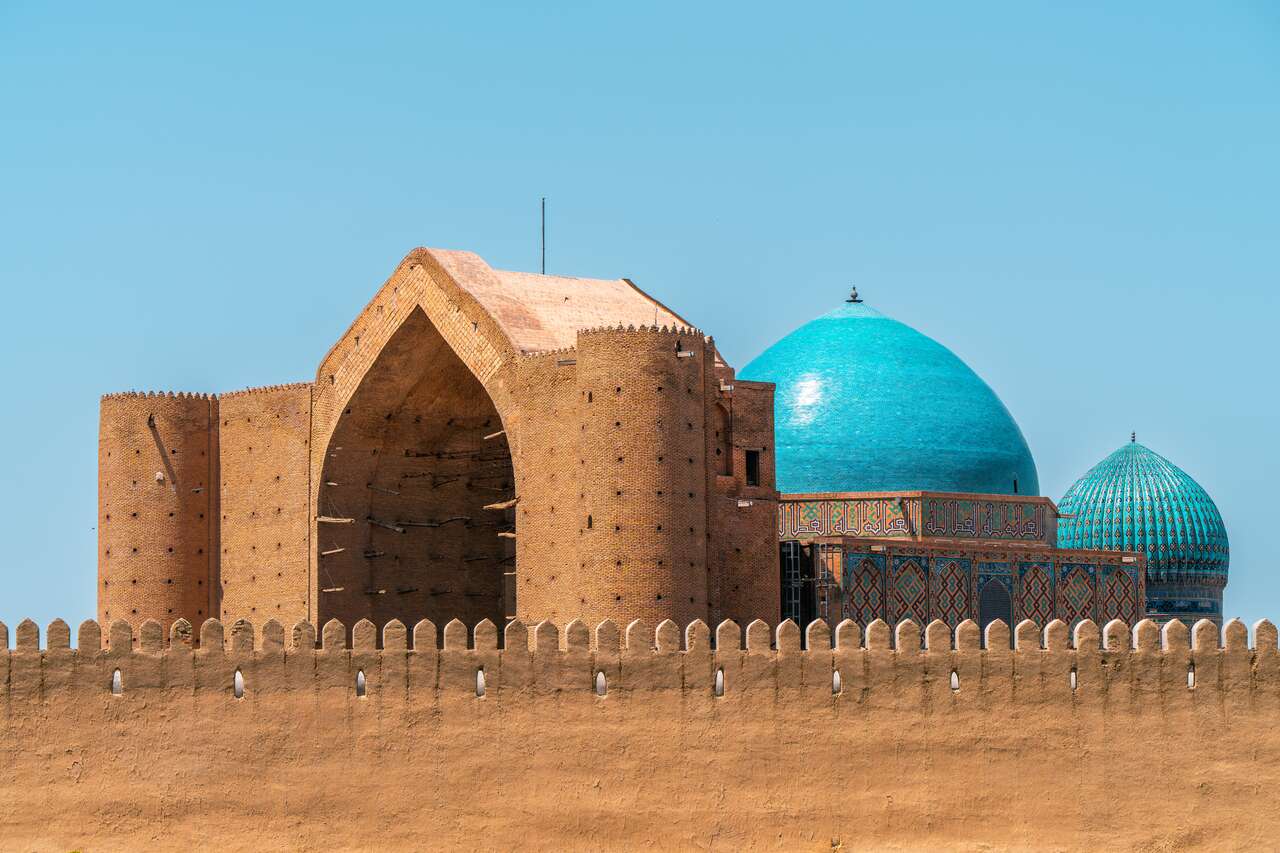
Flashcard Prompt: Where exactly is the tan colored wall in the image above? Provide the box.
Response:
[707,376,779,626]
[98,392,217,632]
[315,309,512,633]
[508,350,581,623]
[570,326,710,628]
[3,614,1278,851]
[98,250,783,639]
[218,384,313,628]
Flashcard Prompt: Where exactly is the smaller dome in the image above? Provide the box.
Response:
[1057,439,1228,586]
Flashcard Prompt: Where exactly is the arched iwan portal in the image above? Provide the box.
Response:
[316,307,515,633]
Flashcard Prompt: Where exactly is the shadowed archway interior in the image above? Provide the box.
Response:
[316,307,515,635]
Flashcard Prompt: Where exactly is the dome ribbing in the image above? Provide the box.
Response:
[740,299,1038,496]
[1057,440,1228,587]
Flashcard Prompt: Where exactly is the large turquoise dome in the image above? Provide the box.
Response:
[1057,440,1229,585]
[740,298,1039,496]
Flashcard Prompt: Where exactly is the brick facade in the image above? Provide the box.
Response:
[98,248,781,636]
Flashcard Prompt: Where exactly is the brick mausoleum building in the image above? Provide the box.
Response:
[98,249,1229,638]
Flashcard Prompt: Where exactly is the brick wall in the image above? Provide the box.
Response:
[218,384,312,628]
[98,249,783,638]
[98,393,216,633]
[314,308,512,636]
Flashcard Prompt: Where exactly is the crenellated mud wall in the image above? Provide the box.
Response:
[2,615,1279,851]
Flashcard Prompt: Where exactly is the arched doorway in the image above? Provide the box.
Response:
[978,578,1012,639]
[315,308,515,635]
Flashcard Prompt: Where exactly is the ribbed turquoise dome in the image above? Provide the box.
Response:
[1057,440,1229,586]
[740,299,1039,496]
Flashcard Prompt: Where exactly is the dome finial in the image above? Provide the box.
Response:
[1131,431,1136,443]
[846,286,862,304]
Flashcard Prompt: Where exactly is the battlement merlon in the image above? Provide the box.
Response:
[3,616,1274,701]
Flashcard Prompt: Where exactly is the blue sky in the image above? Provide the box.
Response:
[1,2,1277,631]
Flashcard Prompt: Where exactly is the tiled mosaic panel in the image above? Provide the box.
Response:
[1057,564,1095,628]
[930,559,970,626]
[922,498,1047,542]
[778,498,910,539]
[891,557,929,626]
[1101,567,1140,623]
[1017,563,1054,625]
[842,553,885,625]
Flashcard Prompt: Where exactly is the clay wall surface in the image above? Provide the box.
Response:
[217,384,313,628]
[2,614,1278,851]
[98,393,217,632]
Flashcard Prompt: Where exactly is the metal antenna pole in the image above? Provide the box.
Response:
[540,197,546,274]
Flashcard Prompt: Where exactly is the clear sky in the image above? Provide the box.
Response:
[1,2,1277,632]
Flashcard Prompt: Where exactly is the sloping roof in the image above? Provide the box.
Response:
[428,249,687,354]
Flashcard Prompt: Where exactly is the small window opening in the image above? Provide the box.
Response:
[233,669,245,699]
[1069,667,1078,691]
[745,450,761,487]
[832,670,842,695]
[949,670,960,691]
[1187,662,1196,689]
[1013,476,1019,495]
[714,668,725,697]
[476,668,486,697]
[595,671,607,696]
[111,669,122,695]
[586,515,593,529]
[356,670,367,697]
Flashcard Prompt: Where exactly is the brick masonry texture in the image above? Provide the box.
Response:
[98,248,781,640]
[98,392,216,634]
[2,614,1279,850]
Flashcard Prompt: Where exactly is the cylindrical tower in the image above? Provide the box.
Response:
[562,325,711,627]
[98,392,217,633]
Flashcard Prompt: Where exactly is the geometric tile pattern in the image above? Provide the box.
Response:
[778,495,1050,543]
[1017,562,1054,625]
[891,557,929,626]
[1057,565,1095,629]
[842,553,885,625]
[1101,568,1140,624]
[931,559,970,626]
[827,550,1145,628]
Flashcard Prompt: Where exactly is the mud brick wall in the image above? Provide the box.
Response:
[2,614,1279,850]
